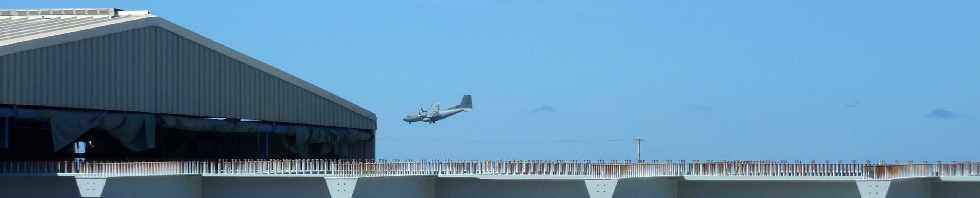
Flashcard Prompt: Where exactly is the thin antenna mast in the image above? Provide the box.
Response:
[633,137,644,161]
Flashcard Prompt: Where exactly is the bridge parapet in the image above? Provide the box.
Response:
[1,159,978,180]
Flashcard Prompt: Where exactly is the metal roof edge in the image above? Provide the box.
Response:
[149,18,377,120]
[0,16,377,122]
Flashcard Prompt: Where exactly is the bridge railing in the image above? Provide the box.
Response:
[0,160,201,177]
[1,160,978,179]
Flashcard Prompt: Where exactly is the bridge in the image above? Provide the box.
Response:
[2,159,979,198]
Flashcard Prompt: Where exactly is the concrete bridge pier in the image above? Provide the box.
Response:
[74,177,106,197]
[325,178,358,198]
[585,179,618,198]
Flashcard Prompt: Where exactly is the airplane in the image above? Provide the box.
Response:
[403,95,472,124]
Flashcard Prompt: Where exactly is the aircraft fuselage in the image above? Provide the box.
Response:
[403,108,466,123]
[404,95,472,124]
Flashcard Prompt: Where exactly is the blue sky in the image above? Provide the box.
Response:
[6,0,979,160]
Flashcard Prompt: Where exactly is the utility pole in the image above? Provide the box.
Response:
[633,137,644,161]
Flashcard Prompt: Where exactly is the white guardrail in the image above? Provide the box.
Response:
[1,160,978,179]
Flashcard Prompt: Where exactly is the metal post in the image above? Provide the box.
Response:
[73,141,87,163]
[2,106,14,149]
[7,106,14,149]
[2,117,8,149]
[632,137,643,161]
[265,124,274,159]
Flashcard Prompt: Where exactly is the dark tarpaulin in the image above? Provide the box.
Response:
[160,115,371,138]
[49,111,157,152]
[0,106,156,152]
[155,116,372,156]
[0,106,37,119]
[158,116,281,134]
[157,116,372,156]
[0,106,34,149]
[277,124,373,156]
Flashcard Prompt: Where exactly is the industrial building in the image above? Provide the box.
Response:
[0,8,375,159]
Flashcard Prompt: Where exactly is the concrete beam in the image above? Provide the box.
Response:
[615,177,679,198]
[75,177,107,197]
[680,180,864,198]
[325,178,358,198]
[73,175,204,198]
[324,176,437,198]
[202,176,330,198]
[100,175,202,198]
[353,176,436,198]
[857,180,891,198]
[9,174,980,198]
[887,178,932,198]
[0,176,82,197]
[933,180,980,198]
[434,177,592,198]
[585,179,618,198]
[684,176,864,181]
[857,178,935,198]
[939,176,980,182]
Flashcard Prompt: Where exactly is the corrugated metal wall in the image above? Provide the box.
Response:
[0,27,375,130]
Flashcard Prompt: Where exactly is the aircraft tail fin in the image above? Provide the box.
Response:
[452,95,472,110]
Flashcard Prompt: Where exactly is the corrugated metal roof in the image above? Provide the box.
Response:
[0,8,377,126]
[0,8,116,16]
[0,16,132,41]
[0,9,152,46]
[0,8,152,45]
